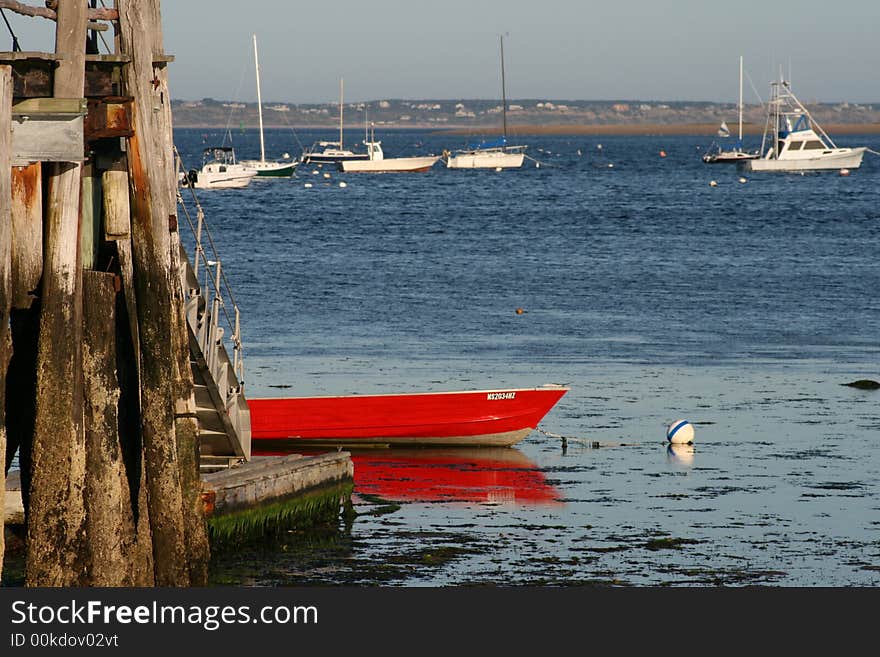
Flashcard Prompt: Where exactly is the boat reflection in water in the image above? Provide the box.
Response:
[252,445,562,506]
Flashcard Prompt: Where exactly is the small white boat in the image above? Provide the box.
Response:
[301,78,368,165]
[703,56,759,164]
[741,77,866,173]
[445,35,526,170]
[340,126,440,173]
[239,35,297,178]
[183,147,257,189]
[446,139,526,169]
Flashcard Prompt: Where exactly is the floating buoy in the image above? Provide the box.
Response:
[597,144,603,150]
[659,150,666,158]
[339,181,347,188]
[535,162,540,168]
[515,307,525,315]
[282,152,290,159]
[607,163,614,168]
[304,183,313,188]
[323,172,331,179]
[312,170,319,175]
[839,168,851,176]
[709,180,718,187]
[576,149,582,156]
[495,167,503,172]
[739,177,747,184]
[666,419,695,444]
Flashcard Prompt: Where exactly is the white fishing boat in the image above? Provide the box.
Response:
[301,78,368,165]
[340,124,440,173]
[182,147,257,189]
[703,56,759,164]
[446,35,526,170]
[741,77,866,172]
[239,35,297,177]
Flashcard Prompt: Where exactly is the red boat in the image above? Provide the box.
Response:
[248,384,568,447]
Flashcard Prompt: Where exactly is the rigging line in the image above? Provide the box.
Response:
[743,69,766,112]
[278,108,306,153]
[1,8,21,52]
[221,56,250,148]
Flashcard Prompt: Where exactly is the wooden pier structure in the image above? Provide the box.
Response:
[1,1,353,586]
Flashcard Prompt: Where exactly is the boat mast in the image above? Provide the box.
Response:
[500,34,508,144]
[253,34,265,163]
[339,78,344,149]
[738,55,743,147]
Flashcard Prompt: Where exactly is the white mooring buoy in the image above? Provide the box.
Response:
[339,181,347,188]
[666,419,695,444]
[709,180,718,187]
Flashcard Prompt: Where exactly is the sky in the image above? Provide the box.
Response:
[3,1,879,104]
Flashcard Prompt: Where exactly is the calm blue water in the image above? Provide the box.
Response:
[176,127,880,586]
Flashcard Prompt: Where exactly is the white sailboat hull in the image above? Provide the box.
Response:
[742,147,866,172]
[446,149,525,169]
[340,155,440,173]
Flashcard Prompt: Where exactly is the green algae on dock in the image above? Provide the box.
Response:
[201,452,354,548]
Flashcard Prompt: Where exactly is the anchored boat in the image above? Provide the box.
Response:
[445,35,526,170]
[301,78,368,165]
[703,56,759,164]
[183,146,257,189]
[741,77,866,172]
[239,35,297,177]
[339,124,440,173]
[248,385,569,447]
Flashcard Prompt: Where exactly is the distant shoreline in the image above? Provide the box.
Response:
[174,121,880,136]
[444,123,880,136]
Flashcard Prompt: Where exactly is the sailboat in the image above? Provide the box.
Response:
[741,75,866,172]
[703,56,759,164]
[301,78,368,165]
[239,35,297,177]
[445,35,526,169]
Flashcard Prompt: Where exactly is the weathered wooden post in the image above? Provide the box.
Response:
[82,270,137,586]
[117,0,206,585]
[0,64,13,583]
[26,0,90,587]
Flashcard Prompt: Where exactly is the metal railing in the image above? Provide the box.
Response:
[174,147,250,463]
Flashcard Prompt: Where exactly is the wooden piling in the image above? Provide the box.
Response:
[26,0,90,587]
[0,64,13,583]
[82,270,136,586]
[117,0,200,586]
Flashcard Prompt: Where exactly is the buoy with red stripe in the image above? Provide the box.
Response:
[666,419,695,444]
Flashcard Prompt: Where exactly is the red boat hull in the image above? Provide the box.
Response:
[248,385,568,447]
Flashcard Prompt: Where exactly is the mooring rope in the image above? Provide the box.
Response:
[524,153,561,169]
[535,427,601,448]
[866,148,880,157]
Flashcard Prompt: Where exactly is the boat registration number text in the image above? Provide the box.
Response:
[487,392,516,401]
